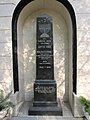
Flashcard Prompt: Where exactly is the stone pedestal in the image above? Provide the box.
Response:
[28,104,62,116]
[28,15,62,116]
[28,80,62,115]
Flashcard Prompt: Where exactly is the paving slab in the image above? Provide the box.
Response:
[11,116,83,120]
[11,102,84,120]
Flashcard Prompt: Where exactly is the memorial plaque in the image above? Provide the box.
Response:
[36,15,54,80]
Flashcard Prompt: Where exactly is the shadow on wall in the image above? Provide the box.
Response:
[0,64,12,95]
[0,30,12,95]
[22,12,66,101]
[77,18,90,98]
[23,16,36,101]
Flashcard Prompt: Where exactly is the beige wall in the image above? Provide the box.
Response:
[69,0,90,99]
[0,0,21,94]
[0,0,90,104]
[23,10,67,101]
[11,0,72,103]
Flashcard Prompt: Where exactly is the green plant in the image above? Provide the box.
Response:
[0,89,14,111]
[80,96,90,115]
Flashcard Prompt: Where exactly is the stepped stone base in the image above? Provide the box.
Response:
[28,98,62,116]
[11,102,83,120]
[28,106,62,116]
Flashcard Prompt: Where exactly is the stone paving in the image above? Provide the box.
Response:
[10,102,84,120]
[11,116,83,120]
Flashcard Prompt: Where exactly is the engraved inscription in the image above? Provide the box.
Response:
[39,24,51,38]
[36,15,54,80]
[35,86,55,94]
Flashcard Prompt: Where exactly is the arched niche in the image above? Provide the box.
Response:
[12,0,77,113]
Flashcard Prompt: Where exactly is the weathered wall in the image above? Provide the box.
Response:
[0,1,17,93]
[0,0,90,101]
[23,10,66,101]
[69,0,90,99]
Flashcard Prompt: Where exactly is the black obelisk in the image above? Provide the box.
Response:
[28,15,62,115]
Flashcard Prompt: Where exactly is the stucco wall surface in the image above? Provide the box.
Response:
[69,0,90,98]
[0,0,90,100]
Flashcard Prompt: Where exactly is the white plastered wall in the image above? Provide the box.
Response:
[17,0,73,109]
[0,0,90,117]
[23,10,67,101]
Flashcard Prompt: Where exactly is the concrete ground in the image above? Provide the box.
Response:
[11,102,84,120]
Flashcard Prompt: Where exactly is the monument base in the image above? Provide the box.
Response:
[28,80,62,116]
[28,99,62,116]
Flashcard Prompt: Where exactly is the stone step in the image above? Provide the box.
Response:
[11,116,83,120]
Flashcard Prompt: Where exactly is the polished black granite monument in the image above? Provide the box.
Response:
[28,15,62,116]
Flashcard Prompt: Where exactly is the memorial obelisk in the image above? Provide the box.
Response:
[28,15,62,115]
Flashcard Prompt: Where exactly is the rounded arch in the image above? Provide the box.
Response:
[12,0,77,95]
